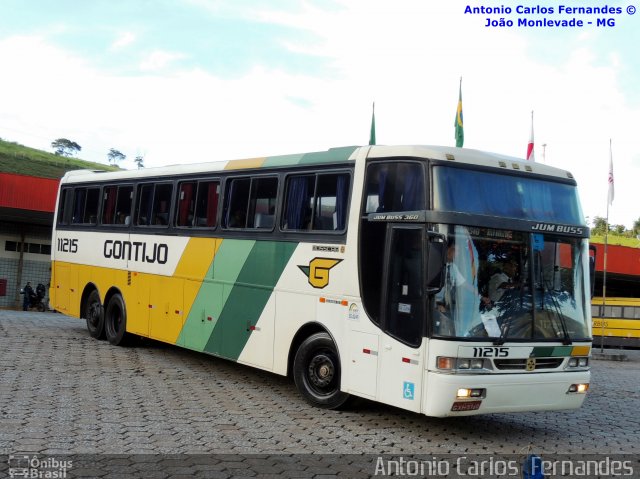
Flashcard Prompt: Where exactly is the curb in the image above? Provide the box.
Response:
[591,352,628,361]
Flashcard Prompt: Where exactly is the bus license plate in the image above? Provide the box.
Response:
[451,401,482,412]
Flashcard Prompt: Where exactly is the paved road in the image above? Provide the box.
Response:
[1,311,639,477]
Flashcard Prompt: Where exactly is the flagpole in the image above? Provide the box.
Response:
[601,138,612,353]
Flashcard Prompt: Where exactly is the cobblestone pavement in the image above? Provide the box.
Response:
[1,311,639,477]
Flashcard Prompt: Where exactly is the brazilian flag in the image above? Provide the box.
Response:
[454,80,464,147]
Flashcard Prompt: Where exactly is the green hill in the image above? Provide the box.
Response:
[0,138,118,179]
[590,235,640,247]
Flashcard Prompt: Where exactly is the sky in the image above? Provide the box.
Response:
[0,0,638,229]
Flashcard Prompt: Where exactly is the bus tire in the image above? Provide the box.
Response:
[293,332,349,409]
[104,294,129,346]
[84,290,104,339]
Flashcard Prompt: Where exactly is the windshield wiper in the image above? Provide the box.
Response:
[494,317,511,346]
[493,284,524,346]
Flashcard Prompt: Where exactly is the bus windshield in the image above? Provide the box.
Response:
[432,225,591,342]
[433,166,584,224]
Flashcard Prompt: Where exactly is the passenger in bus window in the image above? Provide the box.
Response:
[154,200,169,225]
[488,260,519,303]
[229,208,246,228]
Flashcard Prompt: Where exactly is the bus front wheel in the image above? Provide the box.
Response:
[104,294,129,346]
[293,332,349,409]
[84,290,104,339]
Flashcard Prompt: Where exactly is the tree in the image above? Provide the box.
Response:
[613,224,626,235]
[591,216,607,235]
[107,148,126,165]
[134,155,144,169]
[633,217,640,236]
[51,138,81,157]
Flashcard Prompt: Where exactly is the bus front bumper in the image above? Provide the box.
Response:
[423,370,590,417]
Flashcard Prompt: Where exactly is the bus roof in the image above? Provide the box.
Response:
[60,146,359,184]
[60,145,575,184]
[367,145,575,180]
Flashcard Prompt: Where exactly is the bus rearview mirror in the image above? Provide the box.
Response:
[426,232,446,293]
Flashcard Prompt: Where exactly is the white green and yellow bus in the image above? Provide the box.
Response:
[50,145,592,417]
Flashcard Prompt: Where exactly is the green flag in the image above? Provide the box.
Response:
[369,102,376,146]
[454,79,464,147]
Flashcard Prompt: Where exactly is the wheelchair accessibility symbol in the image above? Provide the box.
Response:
[403,381,415,400]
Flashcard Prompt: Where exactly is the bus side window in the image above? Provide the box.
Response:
[101,186,117,224]
[224,178,250,228]
[249,177,278,229]
[83,188,100,224]
[176,182,196,227]
[152,183,173,226]
[282,172,349,231]
[136,184,153,226]
[313,173,349,231]
[194,181,219,228]
[72,188,86,224]
[57,188,73,225]
[364,162,424,213]
[282,175,314,230]
[115,185,133,225]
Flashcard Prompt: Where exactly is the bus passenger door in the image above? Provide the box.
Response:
[378,226,425,412]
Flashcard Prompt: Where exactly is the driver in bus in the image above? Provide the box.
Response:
[488,260,520,304]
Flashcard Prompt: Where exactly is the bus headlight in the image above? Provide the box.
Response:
[436,357,488,372]
[567,383,589,394]
[456,388,485,399]
[567,357,589,369]
[470,358,485,369]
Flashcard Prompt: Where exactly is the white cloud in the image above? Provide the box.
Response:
[139,50,186,71]
[110,32,136,50]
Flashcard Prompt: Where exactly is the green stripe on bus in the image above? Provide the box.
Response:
[262,146,357,168]
[531,346,573,357]
[298,146,357,165]
[204,240,298,360]
[262,154,306,168]
[178,239,255,351]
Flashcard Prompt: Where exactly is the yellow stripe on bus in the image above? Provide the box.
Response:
[571,345,590,356]
[592,319,640,338]
[224,157,266,170]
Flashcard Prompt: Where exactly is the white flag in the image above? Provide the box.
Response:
[526,111,535,161]
[608,140,614,205]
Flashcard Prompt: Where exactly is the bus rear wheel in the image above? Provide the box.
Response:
[104,294,129,346]
[293,332,349,409]
[84,290,104,339]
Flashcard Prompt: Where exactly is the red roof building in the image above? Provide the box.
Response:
[0,172,59,224]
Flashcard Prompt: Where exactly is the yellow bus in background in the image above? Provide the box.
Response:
[592,297,640,348]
